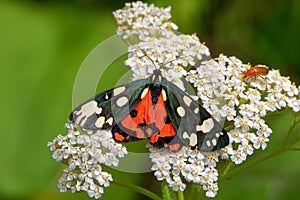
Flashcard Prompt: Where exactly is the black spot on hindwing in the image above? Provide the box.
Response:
[130,109,138,118]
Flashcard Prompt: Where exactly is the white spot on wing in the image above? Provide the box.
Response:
[95,107,102,114]
[177,106,185,117]
[206,140,211,147]
[95,116,105,128]
[113,86,126,96]
[183,95,192,106]
[116,96,128,107]
[212,138,217,146]
[73,100,101,126]
[106,117,113,125]
[183,132,198,146]
[183,132,188,139]
[189,133,198,146]
[194,107,199,114]
[161,89,167,101]
[196,118,214,133]
[141,87,149,99]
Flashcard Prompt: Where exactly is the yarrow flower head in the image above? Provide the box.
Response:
[185,56,300,164]
[49,1,300,199]
[124,33,210,91]
[113,1,178,40]
[48,123,127,199]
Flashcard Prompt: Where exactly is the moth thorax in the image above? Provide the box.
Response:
[150,84,162,105]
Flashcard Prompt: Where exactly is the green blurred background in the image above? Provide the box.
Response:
[0,0,299,199]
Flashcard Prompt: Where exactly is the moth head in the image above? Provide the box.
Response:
[151,70,162,83]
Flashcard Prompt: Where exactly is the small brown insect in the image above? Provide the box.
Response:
[242,65,269,79]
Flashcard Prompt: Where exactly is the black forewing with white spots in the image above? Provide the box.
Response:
[162,77,229,151]
[69,78,150,131]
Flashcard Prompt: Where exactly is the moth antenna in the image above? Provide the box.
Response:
[135,46,160,70]
[135,46,201,70]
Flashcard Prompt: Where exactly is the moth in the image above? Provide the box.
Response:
[69,69,229,151]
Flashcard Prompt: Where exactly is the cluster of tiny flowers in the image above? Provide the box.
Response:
[124,34,210,91]
[186,54,300,164]
[49,1,300,199]
[149,146,221,197]
[48,123,127,199]
[113,1,300,198]
[113,1,177,40]
[115,1,210,91]
[114,2,226,197]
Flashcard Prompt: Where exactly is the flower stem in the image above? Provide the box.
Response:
[178,190,184,200]
[222,110,300,180]
[287,147,300,151]
[186,183,207,200]
[220,147,284,181]
[220,160,234,178]
[113,179,163,200]
[283,111,296,145]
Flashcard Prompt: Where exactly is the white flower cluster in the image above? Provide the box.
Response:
[49,1,300,199]
[114,1,209,91]
[48,123,127,199]
[113,1,177,40]
[186,55,300,164]
[124,34,210,91]
[149,146,220,197]
[112,1,300,198]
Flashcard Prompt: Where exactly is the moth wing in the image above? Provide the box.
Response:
[69,77,150,130]
[163,80,229,151]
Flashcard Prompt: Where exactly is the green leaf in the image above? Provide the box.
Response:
[161,182,177,200]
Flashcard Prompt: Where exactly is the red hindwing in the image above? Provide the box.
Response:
[113,89,179,151]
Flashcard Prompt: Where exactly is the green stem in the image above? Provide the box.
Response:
[113,179,163,200]
[220,148,284,181]
[287,147,300,151]
[221,161,234,177]
[186,183,207,200]
[283,112,296,145]
[224,124,235,132]
[293,136,300,143]
[178,190,184,200]
[221,110,300,182]
[285,134,300,148]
